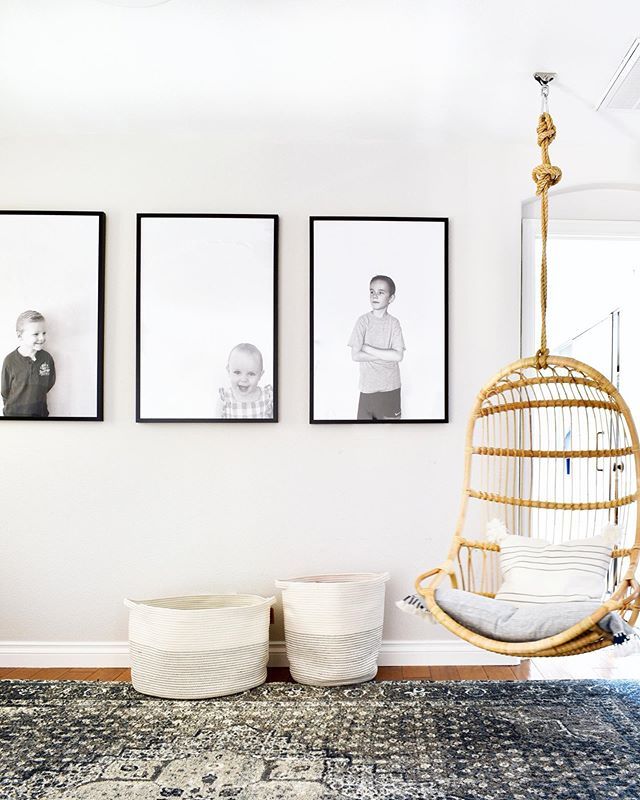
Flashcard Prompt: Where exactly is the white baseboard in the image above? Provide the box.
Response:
[269,641,519,666]
[0,640,519,668]
[380,640,520,666]
[0,642,131,668]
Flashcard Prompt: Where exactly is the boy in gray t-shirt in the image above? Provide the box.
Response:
[348,275,405,420]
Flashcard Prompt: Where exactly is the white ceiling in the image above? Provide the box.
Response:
[1,0,639,143]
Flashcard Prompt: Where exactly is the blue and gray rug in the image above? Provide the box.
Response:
[1,679,639,799]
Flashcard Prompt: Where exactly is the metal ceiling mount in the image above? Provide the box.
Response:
[534,72,557,86]
[534,72,557,113]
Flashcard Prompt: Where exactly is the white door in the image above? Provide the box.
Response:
[520,219,639,541]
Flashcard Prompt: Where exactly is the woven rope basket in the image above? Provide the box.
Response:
[124,594,275,699]
[275,573,389,686]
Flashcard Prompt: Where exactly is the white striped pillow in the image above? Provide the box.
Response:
[487,520,619,605]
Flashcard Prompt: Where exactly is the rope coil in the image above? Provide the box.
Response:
[532,111,562,368]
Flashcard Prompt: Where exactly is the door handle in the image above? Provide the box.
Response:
[596,431,604,472]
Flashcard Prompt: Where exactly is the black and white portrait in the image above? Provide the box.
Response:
[137,214,278,422]
[311,217,448,423]
[0,211,105,421]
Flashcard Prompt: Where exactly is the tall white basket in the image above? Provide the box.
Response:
[275,573,389,687]
[124,594,275,699]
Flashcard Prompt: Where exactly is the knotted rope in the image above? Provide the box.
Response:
[532,112,562,369]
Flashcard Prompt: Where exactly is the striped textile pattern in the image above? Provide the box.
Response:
[129,642,269,699]
[488,520,618,605]
[125,594,274,699]
[276,573,388,687]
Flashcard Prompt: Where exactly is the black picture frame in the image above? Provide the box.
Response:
[0,210,105,422]
[137,213,278,423]
[310,216,448,424]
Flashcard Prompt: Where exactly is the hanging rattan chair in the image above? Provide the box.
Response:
[415,86,640,658]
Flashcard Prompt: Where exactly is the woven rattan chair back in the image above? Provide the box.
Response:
[469,355,638,540]
[416,355,640,657]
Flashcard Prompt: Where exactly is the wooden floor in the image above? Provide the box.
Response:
[1,649,638,682]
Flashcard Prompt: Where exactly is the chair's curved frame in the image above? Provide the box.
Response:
[416,355,640,658]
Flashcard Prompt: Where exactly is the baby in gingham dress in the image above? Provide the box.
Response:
[216,343,273,420]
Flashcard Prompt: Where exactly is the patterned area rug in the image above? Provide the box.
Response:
[1,679,639,799]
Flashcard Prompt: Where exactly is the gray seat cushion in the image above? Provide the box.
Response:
[435,587,633,643]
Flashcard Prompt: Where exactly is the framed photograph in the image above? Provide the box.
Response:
[0,211,105,421]
[310,216,448,424]
[137,214,278,422]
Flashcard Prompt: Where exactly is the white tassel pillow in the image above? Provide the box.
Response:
[487,519,619,605]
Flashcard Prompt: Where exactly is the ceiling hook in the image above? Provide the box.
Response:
[534,72,557,114]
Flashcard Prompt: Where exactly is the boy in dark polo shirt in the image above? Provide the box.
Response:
[1,310,56,417]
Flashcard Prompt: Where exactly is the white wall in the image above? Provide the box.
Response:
[0,130,638,662]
